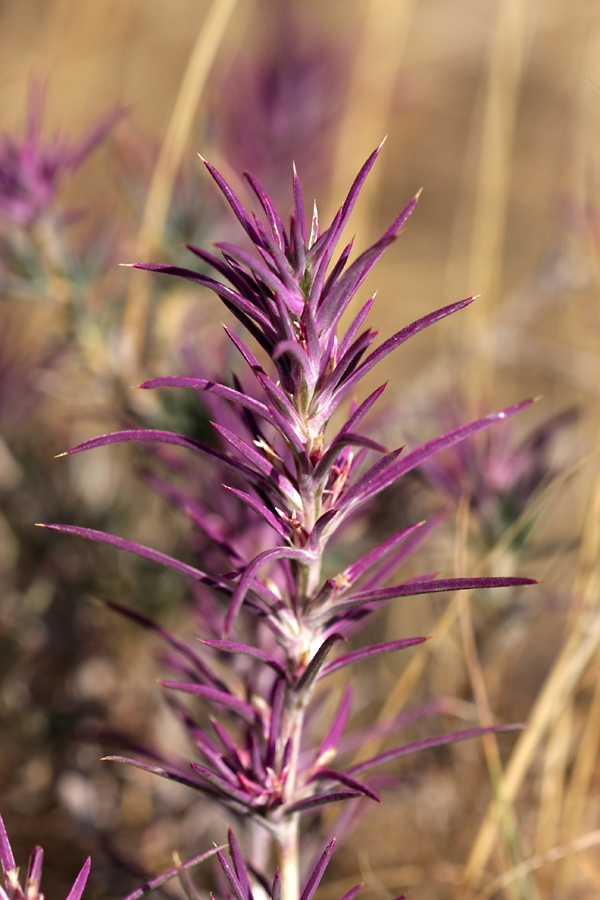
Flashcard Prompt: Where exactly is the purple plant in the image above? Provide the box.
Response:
[0,812,90,900]
[420,397,577,551]
[39,144,536,899]
[0,82,121,231]
[212,5,344,200]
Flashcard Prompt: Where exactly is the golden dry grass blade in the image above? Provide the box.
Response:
[330,0,417,246]
[473,829,600,900]
[460,472,600,891]
[561,670,600,844]
[121,0,240,378]
[533,704,573,895]
[464,0,535,408]
[454,498,537,900]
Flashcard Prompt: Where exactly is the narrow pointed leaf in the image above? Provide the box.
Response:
[64,857,91,900]
[320,637,427,679]
[317,685,353,759]
[0,813,16,876]
[59,428,264,485]
[202,159,262,244]
[200,639,286,676]
[299,839,336,900]
[325,575,537,617]
[102,756,207,792]
[160,682,257,723]
[227,547,315,635]
[342,399,535,510]
[40,524,215,586]
[339,887,362,900]
[295,633,345,691]
[348,723,524,776]
[332,297,475,407]
[343,521,426,585]
[288,790,363,815]
[191,766,254,810]
[140,377,272,422]
[310,768,381,803]
[120,846,224,900]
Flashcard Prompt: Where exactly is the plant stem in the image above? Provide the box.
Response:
[277,814,300,900]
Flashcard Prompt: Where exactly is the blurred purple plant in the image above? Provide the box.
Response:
[0,82,121,230]
[40,144,536,899]
[420,398,577,551]
[212,5,344,200]
[0,812,90,900]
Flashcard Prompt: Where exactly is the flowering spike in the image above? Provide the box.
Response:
[47,142,537,900]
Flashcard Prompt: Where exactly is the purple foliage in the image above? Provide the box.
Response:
[0,82,122,229]
[420,398,577,548]
[0,812,90,900]
[39,146,536,898]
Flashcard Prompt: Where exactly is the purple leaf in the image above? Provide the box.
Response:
[292,162,306,245]
[227,546,316,635]
[313,433,386,485]
[64,857,91,900]
[217,850,246,900]
[133,264,274,334]
[102,756,207,792]
[348,723,524,776]
[332,297,475,407]
[200,639,286,677]
[288,790,363,815]
[306,509,341,551]
[244,171,286,249]
[356,512,446,593]
[295,633,345,691]
[272,340,317,386]
[320,637,427,679]
[340,447,404,508]
[140,377,272,422]
[338,887,363,900]
[191,765,254,810]
[58,428,264,486]
[321,245,359,324]
[341,399,536,511]
[0,812,16,878]
[215,242,303,314]
[316,234,398,337]
[39,524,214,586]
[271,872,281,900]
[202,159,262,245]
[119,846,224,900]
[324,575,537,617]
[101,597,225,688]
[342,520,427,585]
[227,830,253,900]
[160,682,257,723]
[309,768,381,803]
[267,679,286,770]
[299,839,336,900]
[212,422,275,477]
[317,685,353,760]
[317,197,418,336]
[334,382,387,439]
[26,845,44,895]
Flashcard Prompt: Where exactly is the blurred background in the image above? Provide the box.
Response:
[1,1,599,899]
